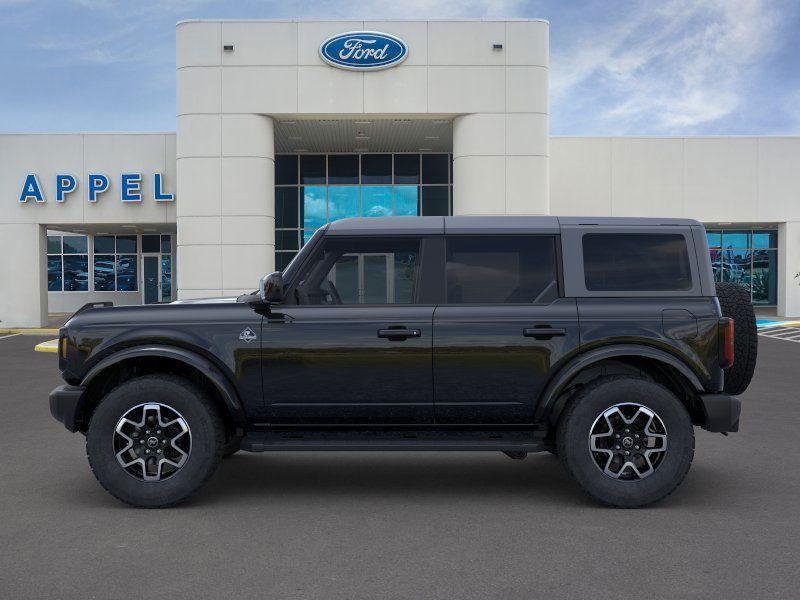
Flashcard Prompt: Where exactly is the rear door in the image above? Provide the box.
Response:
[433,235,580,424]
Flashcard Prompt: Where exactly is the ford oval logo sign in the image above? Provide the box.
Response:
[320,31,408,71]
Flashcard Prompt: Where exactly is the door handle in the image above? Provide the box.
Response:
[523,327,566,339]
[377,328,421,341]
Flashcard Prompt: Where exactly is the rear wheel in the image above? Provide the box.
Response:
[86,375,225,508]
[715,282,758,395]
[557,376,694,508]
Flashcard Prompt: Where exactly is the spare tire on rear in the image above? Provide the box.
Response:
[715,282,757,395]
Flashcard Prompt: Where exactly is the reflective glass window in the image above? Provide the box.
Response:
[394,154,420,184]
[275,187,299,229]
[276,252,297,271]
[328,186,360,221]
[116,255,138,291]
[302,186,327,229]
[722,230,749,249]
[161,235,172,254]
[63,255,89,291]
[141,234,160,253]
[161,255,172,301]
[753,249,777,304]
[362,186,392,217]
[300,155,326,184]
[296,237,420,305]
[752,230,777,249]
[275,155,298,185]
[328,155,359,184]
[47,235,61,254]
[446,236,558,304]
[706,232,721,249]
[394,186,419,216]
[47,256,62,291]
[361,154,391,184]
[276,230,299,251]
[422,154,449,184]
[94,235,115,253]
[583,233,692,292]
[303,229,317,245]
[93,255,115,291]
[116,235,137,254]
[62,235,88,254]
[421,186,449,216]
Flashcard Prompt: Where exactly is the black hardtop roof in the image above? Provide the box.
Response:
[326,216,702,235]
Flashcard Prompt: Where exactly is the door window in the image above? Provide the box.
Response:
[445,236,558,304]
[295,238,420,305]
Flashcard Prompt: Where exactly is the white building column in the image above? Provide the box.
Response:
[452,113,549,216]
[177,114,275,299]
[0,224,46,327]
[778,221,800,317]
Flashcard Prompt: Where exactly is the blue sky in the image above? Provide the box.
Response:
[0,0,798,135]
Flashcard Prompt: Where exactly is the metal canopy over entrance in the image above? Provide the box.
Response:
[273,118,454,154]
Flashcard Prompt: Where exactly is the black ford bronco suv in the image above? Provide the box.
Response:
[50,216,757,508]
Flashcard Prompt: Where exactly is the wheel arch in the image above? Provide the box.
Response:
[536,344,705,426]
[77,345,246,433]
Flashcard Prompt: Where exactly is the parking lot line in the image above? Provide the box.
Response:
[0,333,21,341]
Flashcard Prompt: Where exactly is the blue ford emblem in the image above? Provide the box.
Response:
[319,31,408,71]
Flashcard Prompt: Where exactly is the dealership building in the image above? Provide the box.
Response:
[1,18,799,327]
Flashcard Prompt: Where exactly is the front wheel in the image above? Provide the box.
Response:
[86,375,225,508]
[557,376,694,508]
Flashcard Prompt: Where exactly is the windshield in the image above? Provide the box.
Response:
[282,226,327,285]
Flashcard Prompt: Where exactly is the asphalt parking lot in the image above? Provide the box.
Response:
[1,333,798,599]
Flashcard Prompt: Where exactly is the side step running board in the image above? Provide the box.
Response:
[240,429,547,453]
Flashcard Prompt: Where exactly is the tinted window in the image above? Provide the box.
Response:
[583,233,692,292]
[94,235,115,253]
[328,155,358,184]
[141,234,160,253]
[300,155,326,184]
[275,155,298,185]
[361,154,391,184]
[422,154,448,184]
[296,237,420,305]
[446,236,558,304]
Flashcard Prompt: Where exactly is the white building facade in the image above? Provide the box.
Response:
[1,19,799,327]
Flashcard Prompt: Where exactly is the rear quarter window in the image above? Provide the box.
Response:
[582,233,692,292]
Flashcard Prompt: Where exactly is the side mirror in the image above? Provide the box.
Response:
[259,271,284,304]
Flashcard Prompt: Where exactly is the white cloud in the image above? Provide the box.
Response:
[551,0,791,133]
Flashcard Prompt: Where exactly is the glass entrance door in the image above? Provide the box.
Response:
[142,255,160,304]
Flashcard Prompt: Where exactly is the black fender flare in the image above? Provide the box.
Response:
[534,344,705,423]
[80,344,246,424]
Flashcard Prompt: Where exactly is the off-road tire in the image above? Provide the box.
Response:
[86,375,225,508]
[557,375,694,508]
[715,282,758,395]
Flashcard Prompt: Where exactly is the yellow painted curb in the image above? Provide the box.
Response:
[0,328,59,335]
[34,339,59,353]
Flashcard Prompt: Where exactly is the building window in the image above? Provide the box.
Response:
[47,235,89,291]
[707,229,777,305]
[93,235,138,292]
[274,153,453,270]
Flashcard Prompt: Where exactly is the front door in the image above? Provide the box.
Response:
[433,235,580,424]
[263,235,435,425]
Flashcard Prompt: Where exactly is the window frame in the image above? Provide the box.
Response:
[560,227,702,298]
[93,234,140,293]
[47,234,89,293]
[441,234,562,306]
[284,234,432,307]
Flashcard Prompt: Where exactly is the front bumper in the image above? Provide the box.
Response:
[49,385,86,433]
[698,393,741,433]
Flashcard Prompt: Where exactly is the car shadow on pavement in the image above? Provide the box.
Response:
[191,451,730,509]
